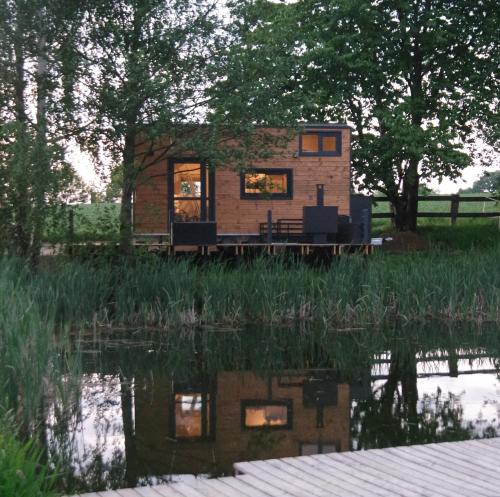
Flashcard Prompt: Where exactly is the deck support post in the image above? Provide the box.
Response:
[266,210,273,244]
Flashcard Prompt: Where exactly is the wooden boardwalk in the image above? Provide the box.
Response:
[75,438,500,497]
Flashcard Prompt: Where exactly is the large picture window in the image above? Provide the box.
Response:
[241,400,293,429]
[299,131,342,157]
[240,168,293,200]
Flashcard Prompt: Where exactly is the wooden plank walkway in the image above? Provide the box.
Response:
[75,438,500,497]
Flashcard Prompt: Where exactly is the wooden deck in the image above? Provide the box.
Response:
[75,438,500,497]
[134,241,375,256]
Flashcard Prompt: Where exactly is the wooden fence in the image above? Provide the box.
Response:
[373,194,500,224]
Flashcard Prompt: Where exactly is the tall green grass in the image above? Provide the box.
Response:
[5,246,500,331]
[0,411,57,497]
[0,260,79,431]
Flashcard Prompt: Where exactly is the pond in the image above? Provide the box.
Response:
[47,324,500,494]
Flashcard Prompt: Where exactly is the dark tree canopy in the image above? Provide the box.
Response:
[227,0,500,230]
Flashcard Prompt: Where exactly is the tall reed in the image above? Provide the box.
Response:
[3,246,500,331]
[0,260,79,432]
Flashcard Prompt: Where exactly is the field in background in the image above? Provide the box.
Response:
[372,193,500,216]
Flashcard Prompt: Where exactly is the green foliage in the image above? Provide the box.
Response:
[418,185,437,196]
[227,0,500,229]
[461,170,500,194]
[104,168,123,202]
[0,0,86,262]
[0,413,57,497]
[44,203,120,243]
[72,0,228,253]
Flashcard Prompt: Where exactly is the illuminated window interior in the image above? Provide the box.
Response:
[244,404,288,428]
[174,163,202,197]
[174,393,211,438]
[301,134,319,153]
[322,135,337,152]
[173,162,210,222]
[241,169,292,199]
[300,131,341,156]
[244,173,288,195]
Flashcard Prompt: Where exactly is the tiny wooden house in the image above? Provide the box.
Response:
[133,124,356,243]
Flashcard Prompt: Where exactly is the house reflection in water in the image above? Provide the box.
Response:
[129,370,351,479]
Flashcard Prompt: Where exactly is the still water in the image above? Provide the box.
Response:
[48,325,500,493]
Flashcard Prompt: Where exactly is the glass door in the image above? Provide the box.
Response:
[168,160,214,226]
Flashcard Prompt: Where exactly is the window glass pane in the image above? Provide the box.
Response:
[175,393,202,437]
[322,135,337,152]
[245,405,288,427]
[244,173,288,195]
[174,163,201,197]
[174,199,201,222]
[302,134,319,153]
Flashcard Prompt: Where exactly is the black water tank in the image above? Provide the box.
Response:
[350,195,372,243]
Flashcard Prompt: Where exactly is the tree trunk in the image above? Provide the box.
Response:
[119,127,137,256]
[390,164,419,232]
[31,14,49,269]
[120,374,138,487]
[12,8,30,258]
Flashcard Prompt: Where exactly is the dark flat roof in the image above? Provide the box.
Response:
[302,123,352,130]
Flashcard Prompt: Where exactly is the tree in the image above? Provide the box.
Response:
[104,167,123,203]
[0,0,83,264]
[229,0,499,230]
[74,0,226,255]
[466,170,500,194]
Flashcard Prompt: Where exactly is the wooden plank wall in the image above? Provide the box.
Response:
[133,127,351,235]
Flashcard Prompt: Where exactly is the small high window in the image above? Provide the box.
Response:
[241,400,293,429]
[300,131,342,156]
[240,168,293,200]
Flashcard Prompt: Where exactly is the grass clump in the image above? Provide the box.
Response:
[0,411,58,497]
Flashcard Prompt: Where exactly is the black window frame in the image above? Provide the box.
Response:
[240,168,293,200]
[299,131,342,157]
[169,383,216,442]
[241,399,293,430]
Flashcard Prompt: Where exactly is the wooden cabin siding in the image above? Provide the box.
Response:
[133,126,351,235]
[134,160,168,233]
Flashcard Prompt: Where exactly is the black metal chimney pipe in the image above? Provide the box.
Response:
[316,184,324,206]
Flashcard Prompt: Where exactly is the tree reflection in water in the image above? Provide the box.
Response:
[351,342,500,450]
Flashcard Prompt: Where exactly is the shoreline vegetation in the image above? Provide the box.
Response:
[4,246,500,331]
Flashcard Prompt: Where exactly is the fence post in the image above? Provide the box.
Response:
[450,194,459,225]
